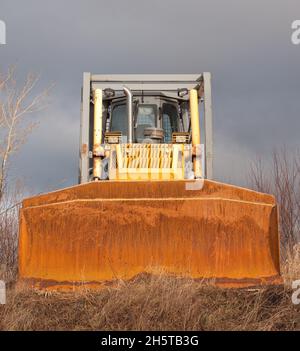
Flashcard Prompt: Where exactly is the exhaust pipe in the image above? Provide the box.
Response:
[123,86,133,143]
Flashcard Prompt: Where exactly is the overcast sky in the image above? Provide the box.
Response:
[1,0,300,194]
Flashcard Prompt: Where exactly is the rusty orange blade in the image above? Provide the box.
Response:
[19,180,281,290]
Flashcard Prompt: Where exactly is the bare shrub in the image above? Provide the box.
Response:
[249,148,300,257]
[0,183,23,283]
[282,243,300,286]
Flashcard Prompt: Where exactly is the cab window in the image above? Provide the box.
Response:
[162,103,179,143]
[111,104,127,138]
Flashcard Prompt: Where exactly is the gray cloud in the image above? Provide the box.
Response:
[1,0,300,193]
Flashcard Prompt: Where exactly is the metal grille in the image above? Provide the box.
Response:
[108,144,188,180]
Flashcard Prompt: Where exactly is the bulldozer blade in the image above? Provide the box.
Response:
[18,180,282,290]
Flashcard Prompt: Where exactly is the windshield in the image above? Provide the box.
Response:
[135,104,157,142]
[110,102,178,143]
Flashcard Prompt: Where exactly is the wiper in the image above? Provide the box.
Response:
[133,99,139,128]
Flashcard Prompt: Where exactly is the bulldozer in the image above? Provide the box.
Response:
[18,73,281,290]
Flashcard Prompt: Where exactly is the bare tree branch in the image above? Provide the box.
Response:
[0,67,49,201]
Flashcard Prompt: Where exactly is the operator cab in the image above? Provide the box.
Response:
[108,95,187,144]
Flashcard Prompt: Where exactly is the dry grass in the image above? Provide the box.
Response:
[0,267,300,331]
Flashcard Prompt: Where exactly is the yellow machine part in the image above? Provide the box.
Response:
[18,180,282,290]
[108,143,187,180]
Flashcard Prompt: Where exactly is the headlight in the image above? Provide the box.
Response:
[177,88,188,97]
[104,88,115,98]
